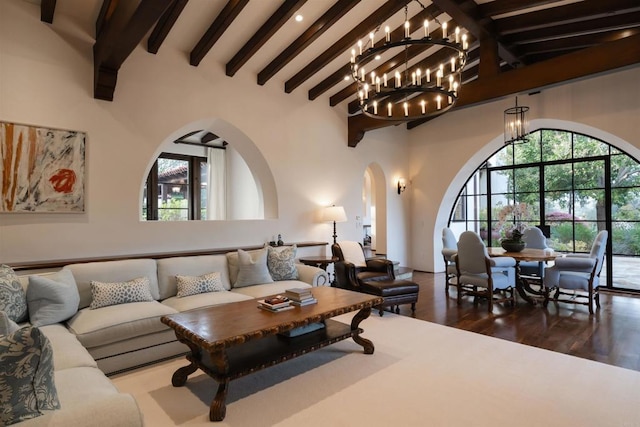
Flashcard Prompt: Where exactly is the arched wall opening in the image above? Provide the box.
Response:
[364,162,388,256]
[140,118,278,221]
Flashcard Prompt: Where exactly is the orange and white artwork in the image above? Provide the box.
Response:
[1,121,85,212]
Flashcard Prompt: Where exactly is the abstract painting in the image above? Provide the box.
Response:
[1,121,85,212]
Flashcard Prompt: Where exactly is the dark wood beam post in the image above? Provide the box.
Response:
[94,0,172,101]
[478,35,500,79]
[41,0,57,23]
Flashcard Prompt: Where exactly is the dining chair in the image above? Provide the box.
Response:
[441,227,458,295]
[455,231,517,312]
[543,230,608,314]
[520,227,550,278]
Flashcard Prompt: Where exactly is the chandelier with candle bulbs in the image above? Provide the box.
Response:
[350,2,468,121]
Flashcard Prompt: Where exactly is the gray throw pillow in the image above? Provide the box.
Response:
[0,265,28,323]
[267,245,299,281]
[234,248,274,288]
[0,311,20,336]
[27,269,80,327]
[90,277,154,309]
[0,326,60,425]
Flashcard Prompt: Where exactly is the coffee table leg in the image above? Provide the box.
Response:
[350,307,375,354]
[172,340,201,386]
[210,380,229,421]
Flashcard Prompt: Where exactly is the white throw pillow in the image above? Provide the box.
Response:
[338,241,367,267]
[234,248,274,288]
[89,277,154,309]
[175,272,225,297]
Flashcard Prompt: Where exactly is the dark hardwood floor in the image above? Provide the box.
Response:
[394,271,640,372]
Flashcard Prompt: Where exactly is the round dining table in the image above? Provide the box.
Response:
[487,247,558,304]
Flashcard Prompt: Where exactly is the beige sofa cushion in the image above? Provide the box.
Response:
[66,301,176,349]
[40,324,97,370]
[156,255,231,300]
[64,260,159,309]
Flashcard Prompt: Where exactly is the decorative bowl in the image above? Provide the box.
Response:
[501,240,526,252]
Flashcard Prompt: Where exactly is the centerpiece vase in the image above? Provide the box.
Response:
[501,240,526,252]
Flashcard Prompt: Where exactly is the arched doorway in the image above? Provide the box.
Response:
[363,163,387,256]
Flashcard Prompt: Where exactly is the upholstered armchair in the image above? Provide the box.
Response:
[455,231,517,312]
[543,230,608,314]
[442,227,458,295]
[331,241,395,290]
[520,227,550,278]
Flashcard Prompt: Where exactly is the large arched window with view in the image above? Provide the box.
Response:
[448,129,640,292]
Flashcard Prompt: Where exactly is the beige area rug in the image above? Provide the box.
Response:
[112,313,640,426]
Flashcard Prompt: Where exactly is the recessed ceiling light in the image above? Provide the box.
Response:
[344,75,350,81]
[295,14,303,22]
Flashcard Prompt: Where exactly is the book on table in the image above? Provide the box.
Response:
[285,288,316,305]
[258,304,294,313]
[290,297,318,306]
[258,295,292,311]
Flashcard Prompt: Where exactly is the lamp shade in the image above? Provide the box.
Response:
[321,205,347,223]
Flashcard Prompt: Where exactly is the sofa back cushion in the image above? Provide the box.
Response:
[64,259,159,309]
[156,255,230,300]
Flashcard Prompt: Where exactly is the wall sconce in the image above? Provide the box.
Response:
[397,178,406,195]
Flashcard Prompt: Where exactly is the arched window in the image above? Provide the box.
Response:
[448,129,640,292]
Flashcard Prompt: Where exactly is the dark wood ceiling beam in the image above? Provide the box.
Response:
[506,11,640,45]
[315,4,441,102]
[147,0,189,54]
[227,0,308,77]
[190,0,249,67]
[407,32,640,129]
[41,0,56,23]
[285,0,411,94]
[94,0,172,101]
[257,0,360,85]
[495,0,640,35]
[430,0,522,66]
[478,0,559,17]
[517,28,640,57]
[348,33,640,145]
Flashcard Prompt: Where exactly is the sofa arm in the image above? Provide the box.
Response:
[18,394,143,427]
[295,263,329,287]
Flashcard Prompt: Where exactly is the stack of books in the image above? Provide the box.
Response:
[258,295,293,312]
[285,288,318,306]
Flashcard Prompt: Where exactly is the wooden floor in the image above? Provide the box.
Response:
[394,271,640,372]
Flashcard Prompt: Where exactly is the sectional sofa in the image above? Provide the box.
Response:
[1,246,328,426]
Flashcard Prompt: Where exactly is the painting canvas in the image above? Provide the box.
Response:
[0,121,85,212]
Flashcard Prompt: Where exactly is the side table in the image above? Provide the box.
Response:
[299,256,338,285]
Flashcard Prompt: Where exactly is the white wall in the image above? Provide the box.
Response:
[407,66,640,272]
[0,1,411,265]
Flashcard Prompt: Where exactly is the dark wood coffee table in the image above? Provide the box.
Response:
[160,286,383,421]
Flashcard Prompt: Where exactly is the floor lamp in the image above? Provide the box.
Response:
[322,205,347,245]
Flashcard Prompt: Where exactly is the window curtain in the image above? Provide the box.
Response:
[207,148,226,220]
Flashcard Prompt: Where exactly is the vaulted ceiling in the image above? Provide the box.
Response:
[39,0,640,146]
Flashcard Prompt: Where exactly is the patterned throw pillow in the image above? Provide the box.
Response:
[175,272,225,298]
[234,248,274,288]
[89,277,154,309]
[0,265,28,323]
[0,326,60,425]
[267,245,299,281]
